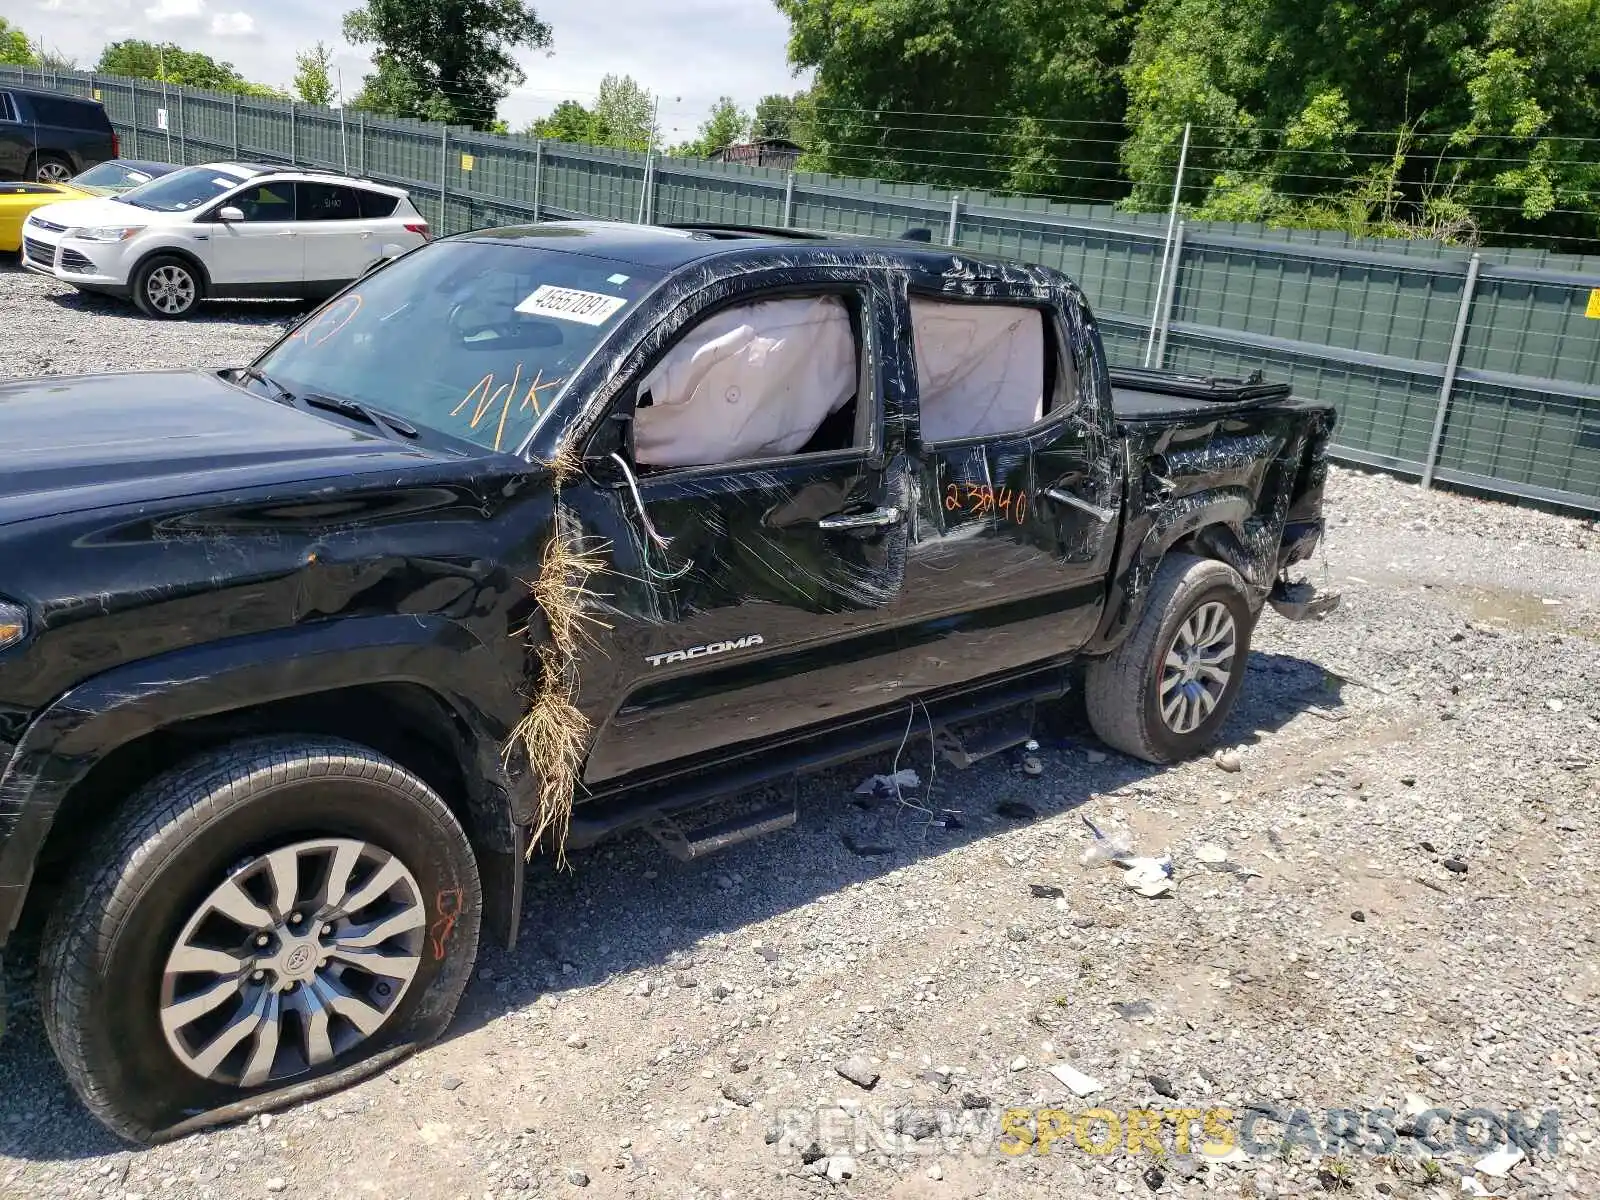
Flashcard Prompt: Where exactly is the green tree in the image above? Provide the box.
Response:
[294,41,336,106]
[752,94,796,142]
[674,96,749,157]
[95,40,284,95]
[1121,0,1600,243]
[0,18,37,66]
[775,0,1137,198]
[342,0,554,130]
[528,99,606,144]
[592,74,655,151]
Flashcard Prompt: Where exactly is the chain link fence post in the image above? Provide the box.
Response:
[532,138,544,219]
[1153,221,1187,369]
[1421,252,1483,489]
[1145,122,1191,367]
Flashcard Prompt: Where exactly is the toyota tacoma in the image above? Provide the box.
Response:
[0,219,1337,1142]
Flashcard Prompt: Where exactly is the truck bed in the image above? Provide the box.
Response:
[1110,367,1296,423]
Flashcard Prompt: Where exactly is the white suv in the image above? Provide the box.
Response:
[20,161,430,318]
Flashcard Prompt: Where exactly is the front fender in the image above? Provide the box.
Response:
[0,614,528,946]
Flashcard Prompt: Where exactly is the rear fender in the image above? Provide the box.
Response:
[0,614,529,949]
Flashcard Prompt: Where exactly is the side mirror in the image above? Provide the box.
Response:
[217,206,245,223]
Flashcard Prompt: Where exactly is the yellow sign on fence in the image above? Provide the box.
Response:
[1586,287,1600,319]
[460,153,475,172]
[93,89,102,101]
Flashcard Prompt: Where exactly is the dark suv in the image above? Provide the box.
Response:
[0,86,118,183]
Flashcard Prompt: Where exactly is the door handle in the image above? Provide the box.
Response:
[278,230,297,237]
[1043,488,1116,523]
[817,506,902,531]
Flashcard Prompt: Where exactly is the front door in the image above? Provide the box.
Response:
[562,270,914,785]
[204,180,304,288]
[891,274,1122,696]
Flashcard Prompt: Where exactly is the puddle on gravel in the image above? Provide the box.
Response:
[1461,584,1564,631]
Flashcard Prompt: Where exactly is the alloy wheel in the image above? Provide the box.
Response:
[36,160,72,183]
[1157,600,1237,735]
[146,265,197,315]
[158,838,426,1088]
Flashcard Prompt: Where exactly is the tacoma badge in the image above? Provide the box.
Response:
[645,635,765,667]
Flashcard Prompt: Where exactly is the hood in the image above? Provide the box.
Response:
[0,370,438,527]
[23,195,156,228]
[0,182,86,207]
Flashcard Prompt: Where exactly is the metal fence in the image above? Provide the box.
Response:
[5,64,1599,513]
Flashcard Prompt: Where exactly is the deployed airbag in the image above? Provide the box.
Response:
[634,295,856,467]
[911,300,1045,442]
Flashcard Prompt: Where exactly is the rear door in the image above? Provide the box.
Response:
[562,266,915,786]
[889,274,1122,695]
[295,181,370,285]
[204,179,304,288]
[0,93,30,179]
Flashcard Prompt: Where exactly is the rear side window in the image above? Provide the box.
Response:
[27,95,109,131]
[0,94,18,124]
[296,182,359,220]
[356,189,400,218]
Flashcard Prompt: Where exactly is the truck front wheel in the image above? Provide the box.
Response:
[1086,553,1255,764]
[38,736,483,1143]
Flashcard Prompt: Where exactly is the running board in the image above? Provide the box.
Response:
[646,799,798,862]
[935,702,1038,769]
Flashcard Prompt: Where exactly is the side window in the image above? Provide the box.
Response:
[0,94,18,123]
[27,96,90,127]
[231,182,297,221]
[633,293,866,471]
[909,297,1076,443]
[296,182,360,220]
[356,189,400,218]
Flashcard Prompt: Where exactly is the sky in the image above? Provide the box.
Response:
[13,0,809,137]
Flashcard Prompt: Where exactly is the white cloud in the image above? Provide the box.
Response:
[144,0,204,21]
[209,11,254,36]
[22,0,805,128]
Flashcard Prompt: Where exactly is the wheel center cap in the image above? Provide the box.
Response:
[273,936,322,982]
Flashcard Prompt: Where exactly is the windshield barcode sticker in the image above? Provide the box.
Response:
[516,285,628,325]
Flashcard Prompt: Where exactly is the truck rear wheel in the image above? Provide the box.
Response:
[38,736,482,1144]
[1086,553,1255,764]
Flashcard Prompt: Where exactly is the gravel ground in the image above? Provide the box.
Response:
[2,263,1598,1200]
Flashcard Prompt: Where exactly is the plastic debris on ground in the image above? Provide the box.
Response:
[1045,1061,1104,1097]
[1473,1146,1524,1178]
[854,769,920,798]
[1079,815,1174,897]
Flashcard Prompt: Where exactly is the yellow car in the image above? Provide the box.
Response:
[2,159,178,252]
[0,180,84,252]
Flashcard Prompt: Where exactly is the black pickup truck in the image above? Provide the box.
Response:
[0,220,1337,1142]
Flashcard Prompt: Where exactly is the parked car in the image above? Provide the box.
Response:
[0,86,118,182]
[0,220,1338,1143]
[66,156,180,196]
[19,161,430,316]
[0,160,179,253]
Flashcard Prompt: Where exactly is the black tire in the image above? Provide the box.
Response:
[131,253,205,319]
[38,736,483,1144]
[29,152,74,184]
[1085,553,1255,764]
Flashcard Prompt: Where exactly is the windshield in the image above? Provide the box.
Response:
[72,161,157,191]
[119,164,248,212]
[253,240,662,452]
